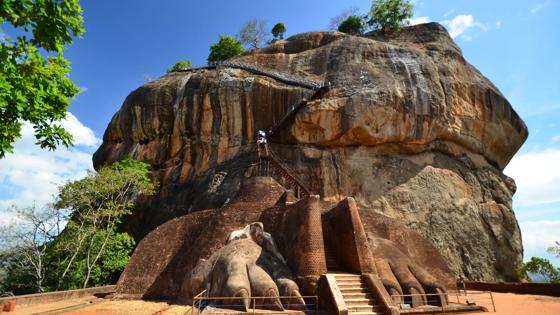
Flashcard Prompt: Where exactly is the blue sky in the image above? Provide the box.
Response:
[1,1,559,266]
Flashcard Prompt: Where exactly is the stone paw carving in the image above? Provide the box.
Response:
[368,235,447,307]
[183,227,305,311]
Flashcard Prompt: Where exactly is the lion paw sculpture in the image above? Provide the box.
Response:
[185,223,305,311]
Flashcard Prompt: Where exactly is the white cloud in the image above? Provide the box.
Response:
[442,14,487,40]
[519,220,560,264]
[79,86,89,93]
[61,113,101,147]
[495,21,502,29]
[409,16,430,25]
[552,135,560,141]
[504,149,560,206]
[0,114,101,218]
[530,2,549,14]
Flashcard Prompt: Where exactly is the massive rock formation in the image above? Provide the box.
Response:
[93,23,528,282]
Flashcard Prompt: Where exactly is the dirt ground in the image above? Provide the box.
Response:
[6,291,560,314]
[467,291,560,315]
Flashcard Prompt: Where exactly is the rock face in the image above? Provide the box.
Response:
[93,23,528,282]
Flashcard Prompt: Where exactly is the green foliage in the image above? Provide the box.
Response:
[47,229,134,289]
[0,0,85,158]
[239,19,268,49]
[0,159,154,292]
[271,23,286,40]
[338,15,367,35]
[368,0,414,32]
[50,158,155,288]
[518,257,560,284]
[167,59,192,73]
[208,35,244,62]
[547,241,560,257]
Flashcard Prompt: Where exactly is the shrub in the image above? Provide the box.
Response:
[167,60,192,73]
[338,15,367,35]
[208,36,245,62]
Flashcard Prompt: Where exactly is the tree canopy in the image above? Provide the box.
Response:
[239,19,269,49]
[271,23,286,40]
[368,0,413,32]
[338,15,367,35]
[518,257,560,284]
[167,59,192,73]
[0,158,155,293]
[208,35,244,62]
[0,0,85,158]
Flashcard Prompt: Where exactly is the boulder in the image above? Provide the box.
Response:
[94,23,527,281]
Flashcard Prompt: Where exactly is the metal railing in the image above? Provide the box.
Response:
[267,150,312,199]
[173,61,325,90]
[192,289,319,314]
[390,290,496,313]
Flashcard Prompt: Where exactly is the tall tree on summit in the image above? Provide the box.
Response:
[0,0,85,158]
[239,19,269,49]
[368,0,414,32]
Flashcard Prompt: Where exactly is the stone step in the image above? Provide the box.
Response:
[342,292,374,300]
[335,276,361,281]
[347,311,381,315]
[333,274,361,278]
[336,280,363,286]
[344,298,375,306]
[347,305,382,312]
[339,287,370,294]
[337,283,369,289]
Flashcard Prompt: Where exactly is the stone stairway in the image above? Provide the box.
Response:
[333,274,382,315]
[324,245,340,272]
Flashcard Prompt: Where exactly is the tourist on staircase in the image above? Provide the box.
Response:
[257,130,269,159]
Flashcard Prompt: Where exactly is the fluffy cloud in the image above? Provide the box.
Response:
[552,135,560,141]
[504,149,560,206]
[519,220,560,264]
[442,14,487,39]
[408,16,430,25]
[0,113,100,219]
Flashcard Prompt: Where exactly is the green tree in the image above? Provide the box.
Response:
[208,35,244,62]
[0,0,85,158]
[167,59,192,73]
[338,15,367,35]
[239,19,269,49]
[548,241,560,257]
[518,257,560,284]
[271,23,286,41]
[368,0,414,32]
[52,158,155,289]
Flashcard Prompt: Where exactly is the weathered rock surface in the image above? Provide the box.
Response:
[93,23,527,282]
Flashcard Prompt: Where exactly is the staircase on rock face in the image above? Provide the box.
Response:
[333,274,382,315]
[324,245,340,272]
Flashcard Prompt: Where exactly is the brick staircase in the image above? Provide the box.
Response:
[333,274,382,315]
[324,245,340,272]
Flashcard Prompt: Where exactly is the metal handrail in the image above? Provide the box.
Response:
[173,60,325,90]
[267,150,312,198]
[192,291,319,315]
[390,290,496,313]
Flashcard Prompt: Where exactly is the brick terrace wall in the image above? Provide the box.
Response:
[261,195,327,294]
[464,282,560,297]
[322,197,376,274]
[117,177,287,300]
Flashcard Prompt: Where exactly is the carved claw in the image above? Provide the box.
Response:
[232,288,251,311]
